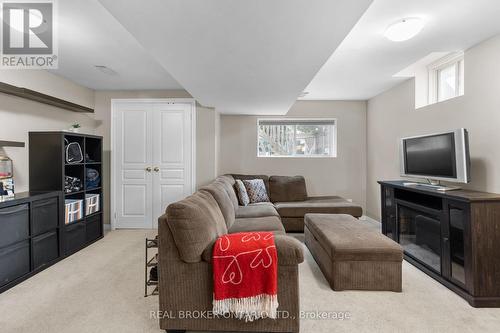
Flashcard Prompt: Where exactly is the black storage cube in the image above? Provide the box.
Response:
[64,222,85,255]
[0,204,29,248]
[86,214,101,243]
[33,231,59,270]
[32,198,59,236]
[0,241,30,287]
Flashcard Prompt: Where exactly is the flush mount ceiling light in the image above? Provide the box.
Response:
[94,65,118,75]
[384,18,424,42]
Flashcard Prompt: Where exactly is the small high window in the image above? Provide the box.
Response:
[429,52,464,103]
[257,119,336,157]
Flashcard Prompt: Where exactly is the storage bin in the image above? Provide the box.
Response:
[32,198,58,235]
[64,222,85,255]
[85,193,100,216]
[0,240,30,287]
[33,231,59,270]
[86,214,101,243]
[0,204,29,248]
[65,199,83,224]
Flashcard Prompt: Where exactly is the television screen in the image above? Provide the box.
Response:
[404,133,457,178]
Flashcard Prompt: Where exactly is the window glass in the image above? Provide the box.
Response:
[438,63,457,102]
[258,120,336,157]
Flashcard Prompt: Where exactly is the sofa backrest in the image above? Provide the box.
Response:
[201,181,235,228]
[166,189,227,263]
[216,175,239,209]
[231,174,270,197]
[269,175,308,202]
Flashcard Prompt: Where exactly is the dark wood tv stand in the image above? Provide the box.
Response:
[379,180,500,307]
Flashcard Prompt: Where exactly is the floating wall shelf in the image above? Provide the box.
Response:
[0,140,25,147]
[0,82,94,113]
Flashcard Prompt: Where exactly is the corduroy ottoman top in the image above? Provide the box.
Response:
[304,213,403,291]
[304,214,403,261]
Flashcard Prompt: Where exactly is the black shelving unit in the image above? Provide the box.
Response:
[29,132,104,256]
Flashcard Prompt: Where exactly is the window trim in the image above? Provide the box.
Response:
[256,118,337,158]
[428,52,464,104]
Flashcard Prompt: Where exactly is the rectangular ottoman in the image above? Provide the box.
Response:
[304,213,403,292]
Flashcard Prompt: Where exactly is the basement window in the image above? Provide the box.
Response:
[257,119,336,157]
[428,52,464,104]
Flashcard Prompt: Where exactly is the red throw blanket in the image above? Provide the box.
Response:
[212,232,278,321]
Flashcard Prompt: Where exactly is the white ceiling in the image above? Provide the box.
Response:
[97,0,372,114]
[49,0,182,90]
[301,0,500,101]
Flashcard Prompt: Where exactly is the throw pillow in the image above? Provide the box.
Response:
[234,179,250,206]
[242,179,270,203]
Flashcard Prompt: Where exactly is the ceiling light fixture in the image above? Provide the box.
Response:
[384,18,424,42]
[94,65,118,76]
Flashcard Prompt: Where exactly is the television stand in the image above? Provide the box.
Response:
[379,180,500,307]
[402,182,461,192]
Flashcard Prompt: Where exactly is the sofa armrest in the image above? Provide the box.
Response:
[274,235,304,265]
[201,235,304,265]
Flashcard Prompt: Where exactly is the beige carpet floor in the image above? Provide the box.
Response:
[0,228,499,333]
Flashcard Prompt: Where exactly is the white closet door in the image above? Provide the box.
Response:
[151,102,193,228]
[114,102,153,229]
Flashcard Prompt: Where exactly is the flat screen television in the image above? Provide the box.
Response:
[400,129,470,184]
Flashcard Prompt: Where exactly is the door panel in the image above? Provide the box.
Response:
[160,111,184,163]
[114,102,153,228]
[152,103,193,228]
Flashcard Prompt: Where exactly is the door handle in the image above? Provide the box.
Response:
[145,167,152,172]
[153,167,160,172]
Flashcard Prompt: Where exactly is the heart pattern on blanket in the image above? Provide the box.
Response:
[221,257,243,284]
[250,247,274,269]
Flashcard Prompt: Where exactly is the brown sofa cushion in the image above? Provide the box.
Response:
[304,214,403,262]
[231,174,270,197]
[274,196,363,218]
[269,175,308,202]
[200,182,235,228]
[229,216,285,234]
[201,234,304,265]
[235,202,280,219]
[216,175,239,209]
[166,190,227,263]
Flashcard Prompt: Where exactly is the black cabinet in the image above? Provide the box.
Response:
[0,191,62,293]
[379,181,500,307]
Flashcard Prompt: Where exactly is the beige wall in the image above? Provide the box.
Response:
[366,35,500,220]
[0,70,98,195]
[220,100,367,209]
[196,105,219,187]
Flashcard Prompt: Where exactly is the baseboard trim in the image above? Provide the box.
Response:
[360,215,380,224]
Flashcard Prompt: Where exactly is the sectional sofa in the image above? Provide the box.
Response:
[229,174,362,232]
[157,174,362,332]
